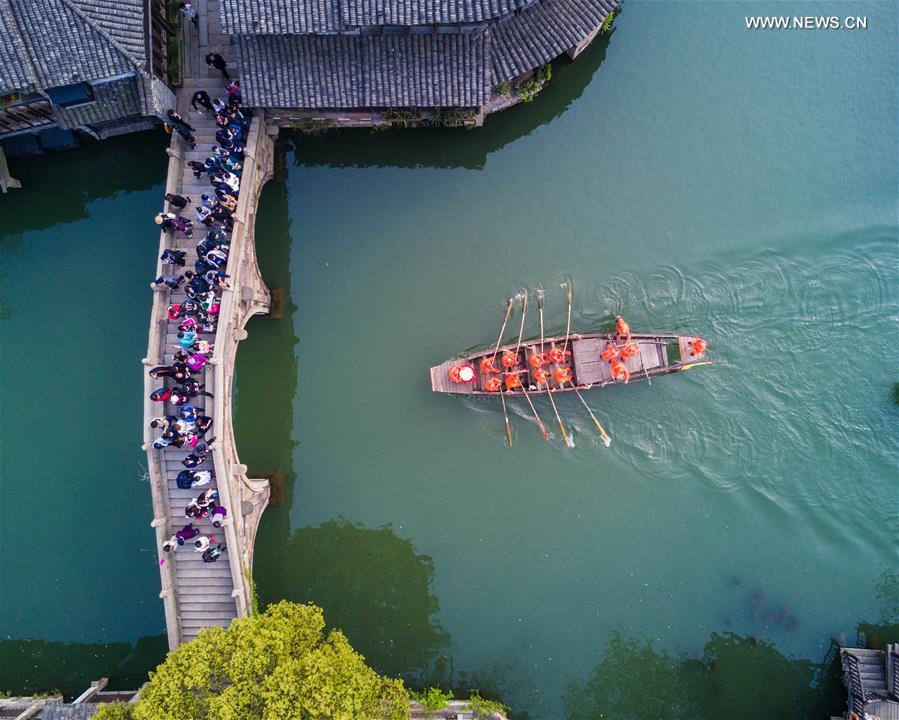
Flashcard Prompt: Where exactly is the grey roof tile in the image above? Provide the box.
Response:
[491,0,619,82]
[54,74,143,128]
[228,0,618,108]
[1,0,146,89]
[239,31,489,108]
[0,0,36,93]
[221,0,341,33]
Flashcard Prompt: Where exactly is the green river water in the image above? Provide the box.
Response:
[1,2,897,718]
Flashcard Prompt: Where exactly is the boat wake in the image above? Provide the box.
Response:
[464,227,898,504]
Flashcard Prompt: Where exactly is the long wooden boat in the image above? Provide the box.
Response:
[430,332,710,396]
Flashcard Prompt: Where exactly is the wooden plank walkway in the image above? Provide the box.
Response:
[143,0,272,649]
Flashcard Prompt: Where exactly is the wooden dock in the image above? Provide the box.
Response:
[142,0,275,649]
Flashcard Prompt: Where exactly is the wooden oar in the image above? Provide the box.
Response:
[562,282,573,353]
[514,291,528,355]
[546,386,572,448]
[570,384,611,447]
[521,385,549,440]
[490,297,515,448]
[521,353,549,440]
[537,290,545,355]
[500,389,513,448]
[680,360,715,372]
[491,298,514,365]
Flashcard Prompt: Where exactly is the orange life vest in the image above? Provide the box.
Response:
[610,358,630,383]
[534,368,549,385]
[501,351,519,368]
[619,343,639,360]
[480,357,499,374]
[553,367,572,384]
[528,353,545,369]
[505,373,522,389]
[690,338,707,355]
[549,348,570,364]
[449,365,475,383]
[485,376,502,392]
[601,342,619,362]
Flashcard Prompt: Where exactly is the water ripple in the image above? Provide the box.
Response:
[472,227,898,507]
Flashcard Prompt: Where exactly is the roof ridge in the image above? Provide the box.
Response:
[57,0,147,72]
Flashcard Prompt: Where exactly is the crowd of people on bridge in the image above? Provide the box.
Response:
[149,84,249,566]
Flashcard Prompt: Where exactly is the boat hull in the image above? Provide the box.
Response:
[430,332,709,396]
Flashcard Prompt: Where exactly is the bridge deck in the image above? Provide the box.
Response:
[144,0,271,649]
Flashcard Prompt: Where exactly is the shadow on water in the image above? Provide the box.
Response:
[0,131,168,238]
[287,29,616,171]
[255,517,451,684]
[0,635,167,698]
[234,171,453,686]
[563,570,899,720]
[234,166,299,511]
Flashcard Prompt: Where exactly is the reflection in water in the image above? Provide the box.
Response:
[0,132,167,237]
[234,175,299,510]
[258,518,451,683]
[562,630,843,720]
[289,29,615,171]
[0,636,166,698]
[235,189,453,683]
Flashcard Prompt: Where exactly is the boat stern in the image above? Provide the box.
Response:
[430,359,477,394]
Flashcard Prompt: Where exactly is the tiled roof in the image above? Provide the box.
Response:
[221,0,537,32]
[0,0,35,93]
[221,0,341,33]
[54,75,144,129]
[231,0,619,108]
[0,0,146,92]
[341,0,527,26]
[492,0,617,81]
[68,0,148,62]
[238,32,490,108]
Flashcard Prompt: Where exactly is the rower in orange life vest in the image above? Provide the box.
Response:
[528,352,545,369]
[610,358,630,384]
[553,367,572,385]
[501,350,519,368]
[480,357,499,374]
[448,364,476,384]
[504,372,522,390]
[485,376,502,392]
[548,347,570,364]
[600,342,619,362]
[689,337,707,356]
[615,316,632,346]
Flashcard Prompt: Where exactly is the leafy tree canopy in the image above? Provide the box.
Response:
[94,601,409,720]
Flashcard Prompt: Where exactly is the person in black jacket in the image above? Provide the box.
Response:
[205,53,229,79]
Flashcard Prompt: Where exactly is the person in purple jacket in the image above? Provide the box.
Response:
[210,505,227,528]
[176,523,200,545]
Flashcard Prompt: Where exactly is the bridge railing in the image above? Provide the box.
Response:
[208,113,272,618]
[142,129,184,649]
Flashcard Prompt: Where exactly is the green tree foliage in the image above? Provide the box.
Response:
[93,602,409,720]
[90,703,134,720]
[515,79,542,103]
[412,686,454,712]
[601,9,617,34]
